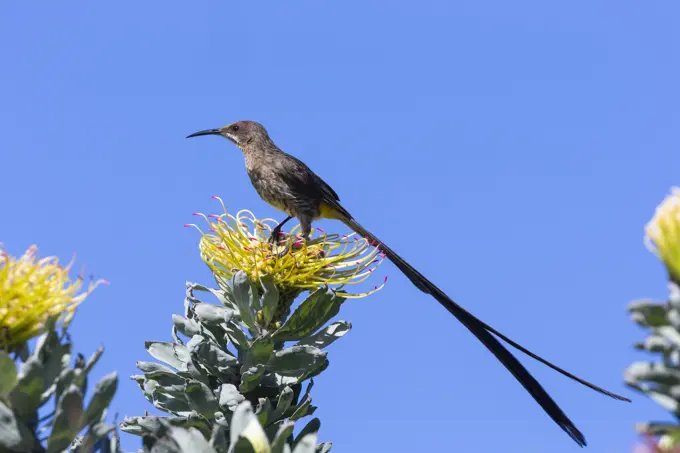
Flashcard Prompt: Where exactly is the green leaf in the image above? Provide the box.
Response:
[625,362,680,385]
[288,382,313,421]
[255,398,273,427]
[194,342,239,374]
[272,288,344,342]
[56,368,76,402]
[211,424,229,453]
[0,351,17,397]
[137,361,176,374]
[317,442,332,453]
[645,388,680,414]
[289,396,312,421]
[218,384,245,411]
[294,418,320,445]
[83,371,118,427]
[229,401,255,446]
[186,356,211,385]
[73,422,116,453]
[273,386,294,419]
[84,345,104,374]
[46,384,84,453]
[296,321,351,350]
[230,401,270,453]
[186,380,219,418]
[292,433,317,453]
[147,372,186,396]
[146,341,190,371]
[193,282,237,311]
[32,327,54,358]
[629,300,668,327]
[232,437,258,453]
[669,308,680,331]
[249,337,274,366]
[40,339,70,404]
[270,421,295,453]
[260,275,280,327]
[298,359,329,385]
[170,426,219,453]
[8,354,46,420]
[153,392,191,414]
[232,271,260,332]
[671,283,680,308]
[659,326,680,349]
[173,315,202,338]
[225,325,250,353]
[634,336,672,354]
[268,346,327,377]
[239,365,265,393]
[0,400,38,451]
[194,303,235,325]
[187,334,207,350]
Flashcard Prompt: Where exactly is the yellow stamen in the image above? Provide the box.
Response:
[0,245,103,350]
[645,187,680,282]
[195,203,386,298]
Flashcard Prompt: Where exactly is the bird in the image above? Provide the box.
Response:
[187,120,630,446]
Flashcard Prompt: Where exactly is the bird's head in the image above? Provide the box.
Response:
[186,120,269,150]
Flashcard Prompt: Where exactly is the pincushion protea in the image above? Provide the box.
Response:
[0,245,103,350]
[645,187,680,282]
[186,197,386,301]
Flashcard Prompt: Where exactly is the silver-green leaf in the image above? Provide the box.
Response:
[186,380,219,418]
[272,288,344,342]
[0,351,17,397]
[46,384,84,453]
[296,321,351,350]
[83,371,118,427]
[260,275,280,327]
[268,346,327,377]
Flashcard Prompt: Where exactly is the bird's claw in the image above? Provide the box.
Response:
[268,227,282,245]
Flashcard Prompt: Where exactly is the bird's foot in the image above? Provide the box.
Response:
[268,226,284,245]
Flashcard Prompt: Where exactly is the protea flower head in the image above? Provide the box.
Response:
[187,197,386,303]
[0,245,103,350]
[645,187,680,282]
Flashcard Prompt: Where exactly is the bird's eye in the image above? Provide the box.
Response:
[232,125,240,132]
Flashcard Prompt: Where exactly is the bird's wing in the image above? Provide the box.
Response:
[275,152,341,201]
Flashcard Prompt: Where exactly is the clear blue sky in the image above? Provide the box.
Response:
[1,2,678,452]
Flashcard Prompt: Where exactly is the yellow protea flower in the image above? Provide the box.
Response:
[645,187,680,282]
[0,245,104,350]
[187,197,386,299]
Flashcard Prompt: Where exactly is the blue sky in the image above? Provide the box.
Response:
[1,2,679,452]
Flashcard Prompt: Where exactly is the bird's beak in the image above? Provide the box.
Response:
[186,128,221,139]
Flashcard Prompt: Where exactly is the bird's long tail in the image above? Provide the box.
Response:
[336,213,629,447]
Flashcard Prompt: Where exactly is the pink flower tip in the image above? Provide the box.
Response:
[192,212,201,216]
[100,280,111,285]
[183,224,191,228]
[317,227,326,233]
[383,276,388,283]
[211,195,219,199]
[208,214,219,218]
